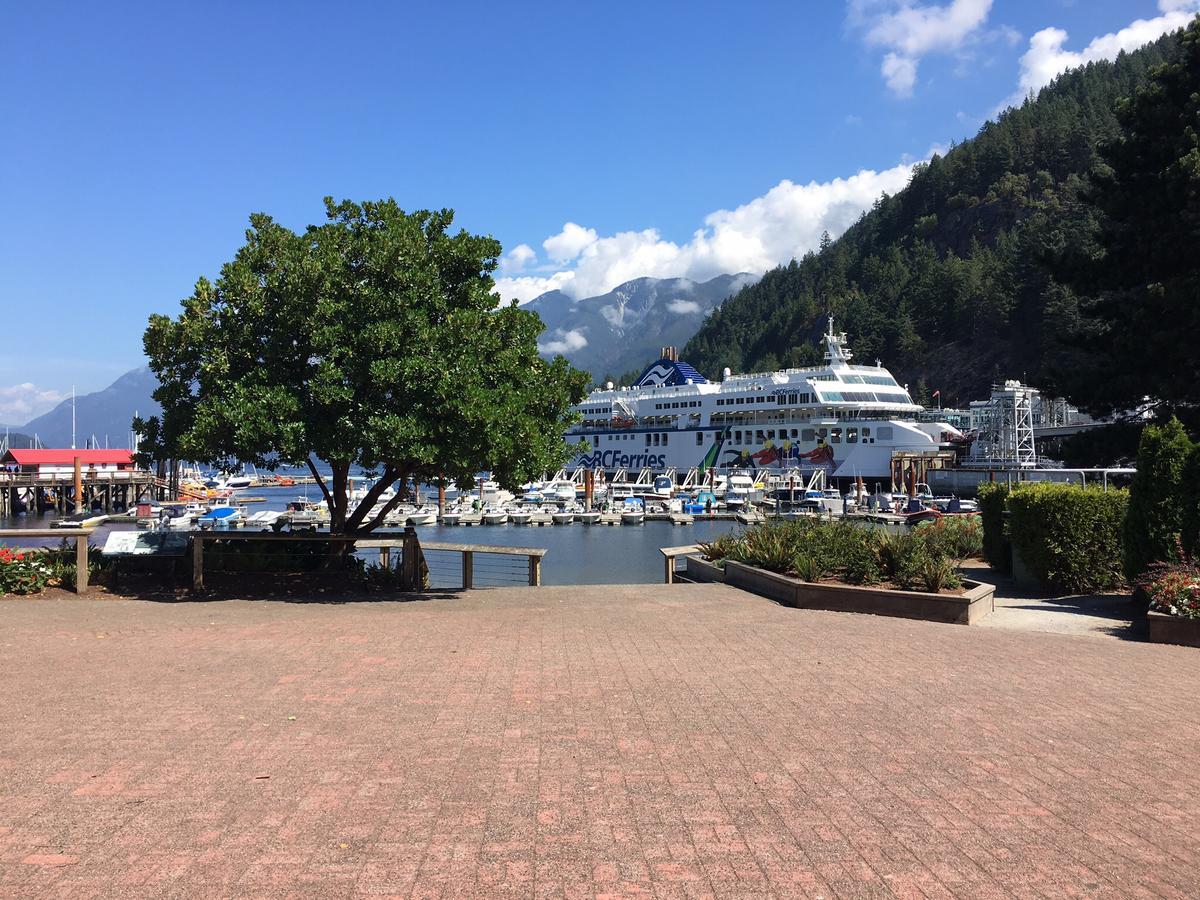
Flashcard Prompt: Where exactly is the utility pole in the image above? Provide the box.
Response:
[71,386,76,450]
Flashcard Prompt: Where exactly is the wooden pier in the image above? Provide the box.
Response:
[0,470,172,518]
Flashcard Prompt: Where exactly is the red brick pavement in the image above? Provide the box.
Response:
[0,584,1197,898]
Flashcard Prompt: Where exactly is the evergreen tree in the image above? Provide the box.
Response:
[1123,418,1194,580]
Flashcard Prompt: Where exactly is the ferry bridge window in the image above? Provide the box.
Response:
[646,433,652,446]
[735,430,743,443]
[831,428,841,443]
[662,433,668,445]
[862,427,871,438]
[802,429,815,442]
[818,428,827,439]
[791,429,798,438]
[755,430,764,443]
[847,428,858,443]
[877,426,893,441]
[696,432,703,445]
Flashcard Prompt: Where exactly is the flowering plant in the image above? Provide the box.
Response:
[0,546,53,596]
[1138,542,1200,620]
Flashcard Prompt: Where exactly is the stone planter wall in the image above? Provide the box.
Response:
[685,556,725,584]
[723,560,995,626]
[1147,611,1200,648]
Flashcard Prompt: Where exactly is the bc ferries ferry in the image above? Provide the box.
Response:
[566,320,962,481]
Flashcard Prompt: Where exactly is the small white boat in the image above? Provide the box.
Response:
[509,508,533,525]
[440,509,462,526]
[406,510,437,526]
[482,507,508,525]
[578,510,601,525]
[551,509,574,525]
[197,505,241,528]
[620,499,645,525]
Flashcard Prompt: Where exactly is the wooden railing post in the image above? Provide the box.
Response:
[665,551,674,585]
[528,554,541,586]
[192,536,204,591]
[401,526,419,590]
[75,534,88,594]
[462,551,473,589]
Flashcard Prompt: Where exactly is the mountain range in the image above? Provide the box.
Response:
[682,25,1184,408]
[527,273,757,382]
[2,367,159,450]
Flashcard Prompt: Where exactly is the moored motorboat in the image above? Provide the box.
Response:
[406,509,438,526]
[620,498,645,525]
[578,510,601,525]
[509,508,533,525]
[551,509,574,525]
[482,507,508,525]
[440,509,462,526]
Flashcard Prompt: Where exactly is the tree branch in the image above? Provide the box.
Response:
[306,457,334,507]
[361,480,410,533]
[344,465,400,532]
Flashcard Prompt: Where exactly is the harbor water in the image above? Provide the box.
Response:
[0,484,743,587]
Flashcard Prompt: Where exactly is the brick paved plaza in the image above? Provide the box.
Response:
[1,584,1198,898]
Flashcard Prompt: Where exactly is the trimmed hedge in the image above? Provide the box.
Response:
[1006,483,1128,593]
[977,482,1011,572]
[1123,417,1192,580]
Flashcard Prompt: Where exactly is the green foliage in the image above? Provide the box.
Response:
[977,482,1011,572]
[1123,418,1193,580]
[877,531,933,590]
[1006,483,1129,593]
[1061,18,1200,416]
[203,538,356,574]
[137,197,590,534]
[680,27,1184,407]
[1181,444,1200,558]
[913,516,983,561]
[710,519,965,593]
[0,546,52,595]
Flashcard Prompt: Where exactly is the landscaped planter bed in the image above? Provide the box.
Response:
[722,560,995,625]
[1147,611,1200,648]
[685,555,725,584]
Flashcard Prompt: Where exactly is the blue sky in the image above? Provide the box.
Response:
[1,0,1193,422]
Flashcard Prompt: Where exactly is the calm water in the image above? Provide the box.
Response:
[0,485,742,586]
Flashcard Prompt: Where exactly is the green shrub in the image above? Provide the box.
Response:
[1006,483,1128,593]
[1182,444,1200,558]
[878,531,933,590]
[697,532,741,567]
[977,482,1011,572]
[919,556,962,593]
[1123,417,1193,580]
[914,516,983,561]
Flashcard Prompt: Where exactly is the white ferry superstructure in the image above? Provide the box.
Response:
[565,319,962,481]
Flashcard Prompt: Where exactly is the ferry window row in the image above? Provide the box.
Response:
[653,400,701,410]
[727,425,893,445]
[818,390,909,403]
[579,405,611,415]
[643,433,671,446]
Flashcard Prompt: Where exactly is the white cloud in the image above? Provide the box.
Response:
[542,222,598,263]
[537,328,588,355]
[667,299,702,315]
[999,1,1199,111]
[881,53,919,96]
[0,383,65,425]
[494,162,916,304]
[851,0,995,97]
[499,243,536,274]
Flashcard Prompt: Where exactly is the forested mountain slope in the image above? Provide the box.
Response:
[682,28,1183,406]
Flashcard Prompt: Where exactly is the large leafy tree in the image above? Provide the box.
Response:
[137,198,589,534]
[1061,17,1200,416]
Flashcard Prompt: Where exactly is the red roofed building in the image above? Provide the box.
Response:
[1,449,136,476]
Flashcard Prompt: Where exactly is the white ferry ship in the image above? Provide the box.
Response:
[565,320,962,481]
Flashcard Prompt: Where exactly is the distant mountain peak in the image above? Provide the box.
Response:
[530,273,758,379]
